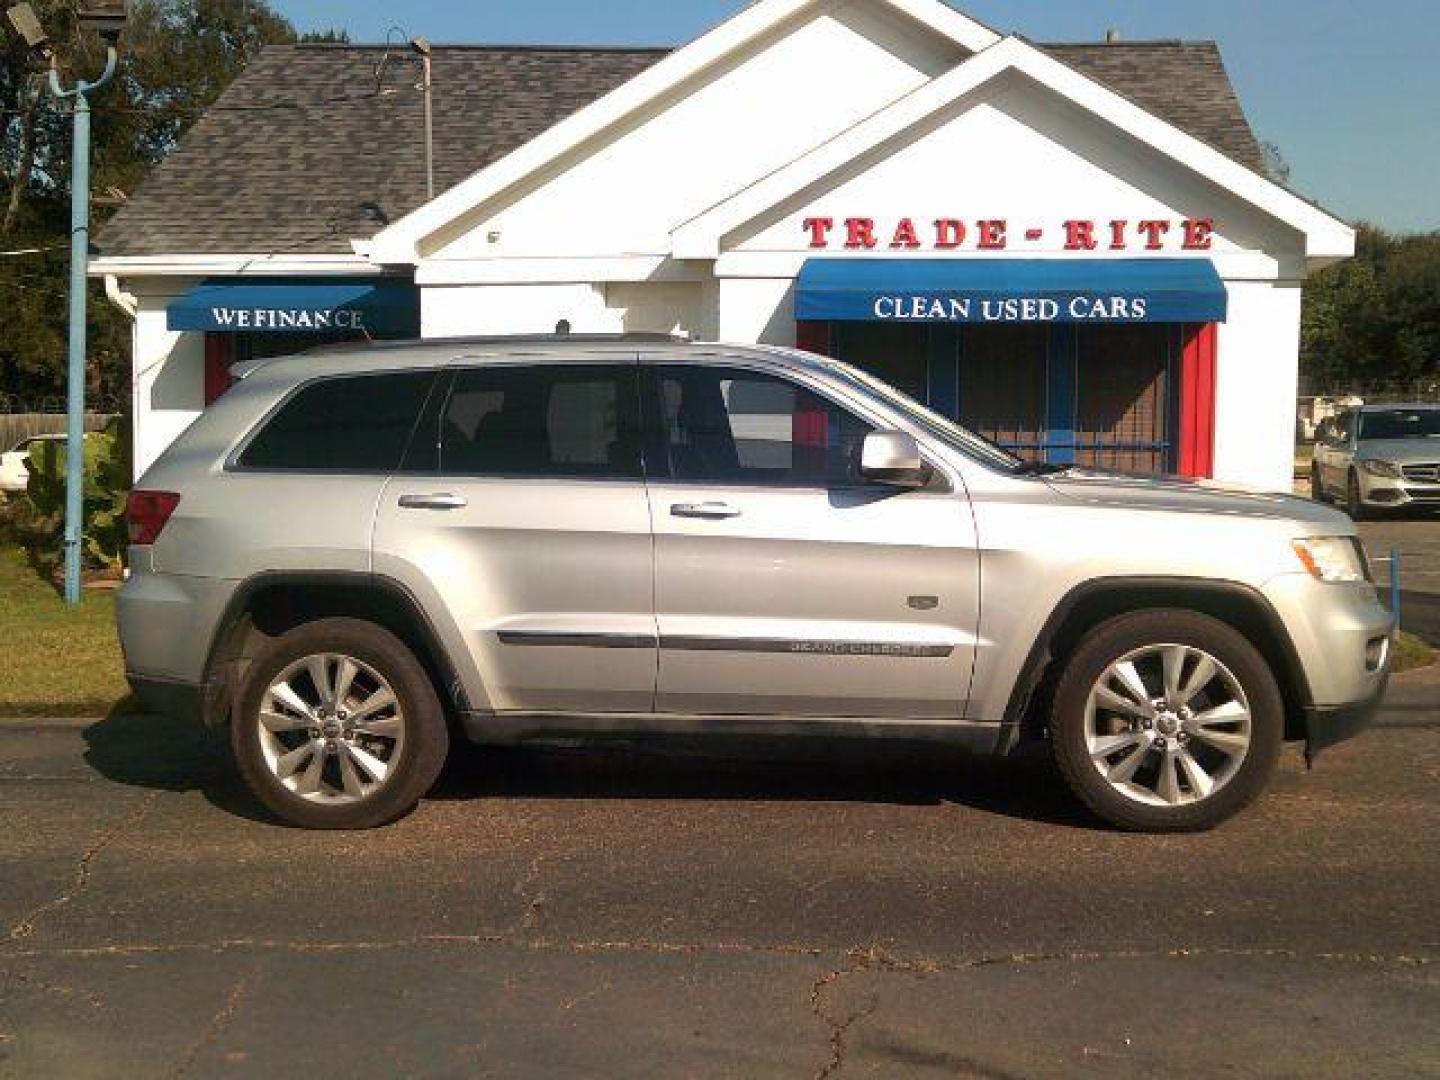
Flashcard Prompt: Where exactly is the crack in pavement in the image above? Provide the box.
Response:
[166,959,262,1079]
[3,937,1432,967]
[810,948,878,1080]
[3,792,160,949]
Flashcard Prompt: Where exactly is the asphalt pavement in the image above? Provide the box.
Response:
[1,665,1437,1078]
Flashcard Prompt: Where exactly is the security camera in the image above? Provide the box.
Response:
[77,0,129,44]
[5,3,51,55]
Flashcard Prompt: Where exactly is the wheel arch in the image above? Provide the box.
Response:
[201,571,471,729]
[1001,577,1315,751]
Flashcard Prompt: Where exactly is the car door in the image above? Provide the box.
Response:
[372,359,657,715]
[641,358,980,719]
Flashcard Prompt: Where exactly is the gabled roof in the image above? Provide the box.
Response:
[99,20,1272,260]
[97,44,666,257]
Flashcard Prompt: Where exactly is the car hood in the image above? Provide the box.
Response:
[1042,468,1349,527]
[1356,438,1440,462]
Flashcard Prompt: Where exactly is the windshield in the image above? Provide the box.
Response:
[1359,409,1440,441]
[817,357,1030,473]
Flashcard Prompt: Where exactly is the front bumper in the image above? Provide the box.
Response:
[1357,470,1440,509]
[1263,574,1395,712]
[1304,672,1390,762]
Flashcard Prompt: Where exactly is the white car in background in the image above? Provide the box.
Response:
[1311,404,1440,518]
[0,433,70,494]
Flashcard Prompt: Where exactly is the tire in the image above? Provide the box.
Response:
[231,618,449,829]
[1310,464,1326,503]
[1346,471,1369,521]
[1049,609,1283,833]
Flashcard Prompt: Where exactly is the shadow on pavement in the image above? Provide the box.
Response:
[79,704,1100,830]
[81,704,281,826]
[434,736,1097,828]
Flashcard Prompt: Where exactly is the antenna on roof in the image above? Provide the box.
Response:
[376,26,435,202]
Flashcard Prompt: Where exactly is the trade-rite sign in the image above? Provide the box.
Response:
[802,217,1216,252]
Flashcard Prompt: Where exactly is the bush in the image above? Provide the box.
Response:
[10,416,131,579]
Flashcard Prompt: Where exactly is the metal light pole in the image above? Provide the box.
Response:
[52,48,118,604]
[5,2,127,604]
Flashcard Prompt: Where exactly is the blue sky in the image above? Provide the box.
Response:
[274,0,1438,234]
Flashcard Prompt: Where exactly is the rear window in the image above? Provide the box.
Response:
[238,372,436,472]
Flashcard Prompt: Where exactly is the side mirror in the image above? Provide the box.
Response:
[860,431,927,488]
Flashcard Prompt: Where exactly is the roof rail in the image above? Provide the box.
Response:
[297,332,693,357]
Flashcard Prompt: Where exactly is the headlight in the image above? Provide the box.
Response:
[1360,459,1402,478]
[1292,536,1371,583]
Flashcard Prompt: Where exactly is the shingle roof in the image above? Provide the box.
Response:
[1039,41,1265,173]
[98,38,1265,258]
[98,44,667,257]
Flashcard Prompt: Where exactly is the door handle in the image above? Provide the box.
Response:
[398,493,468,511]
[671,501,742,520]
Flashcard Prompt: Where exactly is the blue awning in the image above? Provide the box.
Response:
[167,277,420,335]
[795,258,1227,324]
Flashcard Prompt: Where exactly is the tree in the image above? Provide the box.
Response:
[0,0,307,409]
[1302,225,1440,393]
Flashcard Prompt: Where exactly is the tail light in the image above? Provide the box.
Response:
[125,490,181,545]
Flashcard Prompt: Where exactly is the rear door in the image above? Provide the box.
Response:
[641,358,980,719]
[372,360,657,715]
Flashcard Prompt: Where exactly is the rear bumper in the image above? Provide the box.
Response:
[1304,674,1389,762]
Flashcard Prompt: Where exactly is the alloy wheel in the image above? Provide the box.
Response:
[1084,643,1252,808]
[256,653,406,804]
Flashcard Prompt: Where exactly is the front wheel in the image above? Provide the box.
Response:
[1346,472,1370,521]
[231,618,449,829]
[1049,610,1283,832]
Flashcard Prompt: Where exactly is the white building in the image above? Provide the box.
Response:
[93,0,1353,489]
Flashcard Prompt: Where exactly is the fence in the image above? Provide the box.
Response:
[1301,381,1440,405]
[0,413,117,452]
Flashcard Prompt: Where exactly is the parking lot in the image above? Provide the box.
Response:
[1359,515,1440,645]
[2,658,1437,1077]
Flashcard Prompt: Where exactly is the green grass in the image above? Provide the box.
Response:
[0,545,129,717]
[1394,631,1437,675]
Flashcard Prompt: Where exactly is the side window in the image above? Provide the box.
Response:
[651,365,873,487]
[238,371,436,472]
[1334,413,1353,446]
[437,364,643,479]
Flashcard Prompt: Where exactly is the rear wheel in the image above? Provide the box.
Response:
[1049,610,1283,832]
[231,618,449,829]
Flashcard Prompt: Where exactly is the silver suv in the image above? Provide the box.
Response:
[118,337,1393,832]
